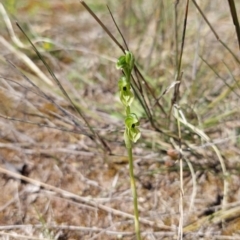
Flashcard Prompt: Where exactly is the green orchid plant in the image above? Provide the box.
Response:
[117,51,141,147]
[116,50,141,240]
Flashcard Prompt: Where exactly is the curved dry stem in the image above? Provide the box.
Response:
[173,108,229,210]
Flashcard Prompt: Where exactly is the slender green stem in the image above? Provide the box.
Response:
[127,146,141,240]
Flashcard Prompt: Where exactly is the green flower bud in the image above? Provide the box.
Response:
[125,50,134,72]
[116,51,135,80]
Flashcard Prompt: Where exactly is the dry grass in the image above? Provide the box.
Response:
[0,0,240,239]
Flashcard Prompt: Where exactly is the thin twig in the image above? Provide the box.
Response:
[174,0,179,73]
[227,0,240,51]
[174,105,184,240]
[171,0,189,113]
[107,5,129,51]
[0,226,175,237]
[0,232,49,240]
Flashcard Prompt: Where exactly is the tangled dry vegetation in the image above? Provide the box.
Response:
[0,1,240,239]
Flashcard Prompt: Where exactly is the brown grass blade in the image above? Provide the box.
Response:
[227,0,240,50]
